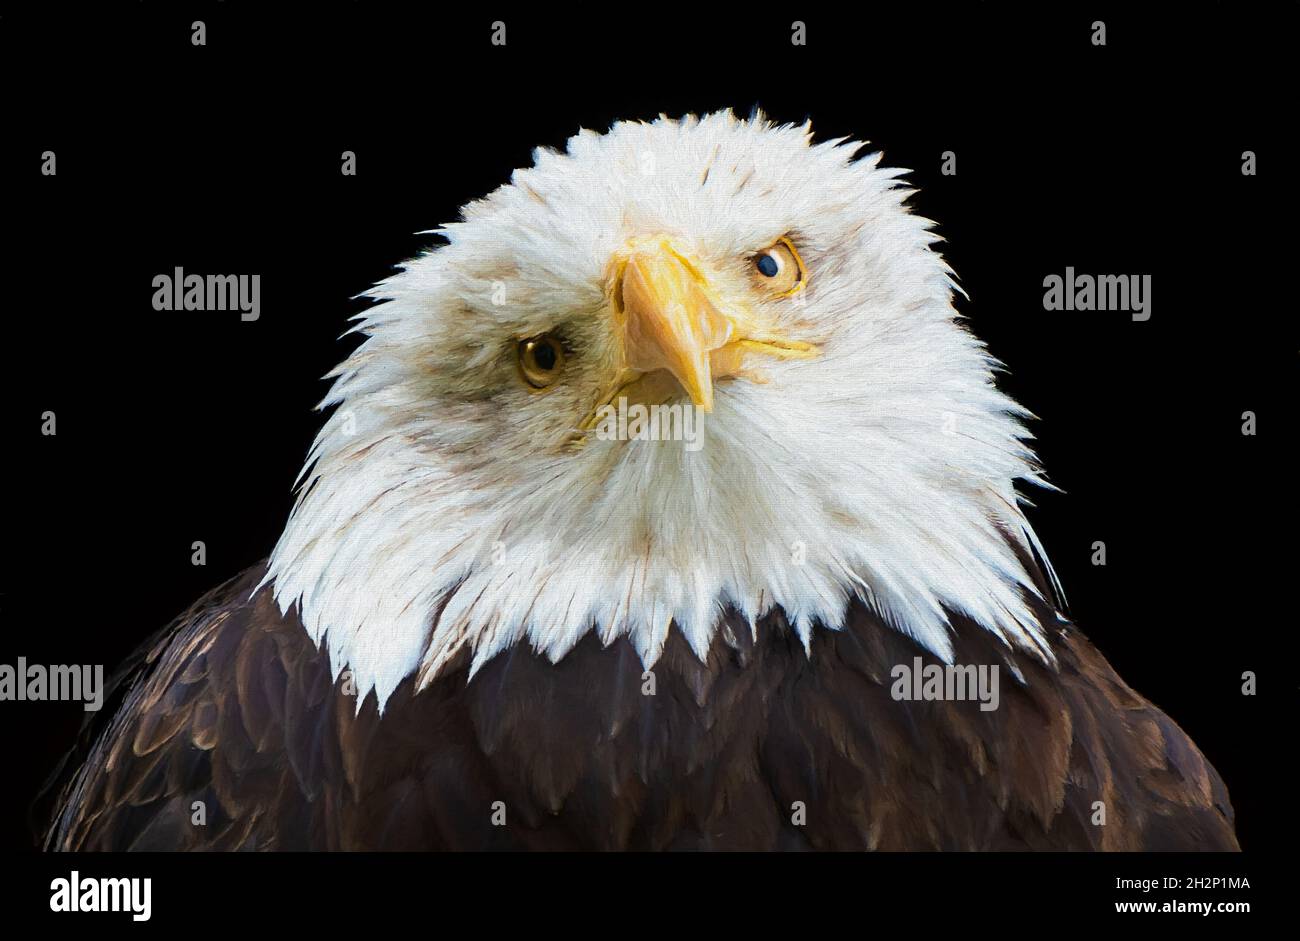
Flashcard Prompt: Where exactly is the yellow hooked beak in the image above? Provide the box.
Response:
[608,238,816,413]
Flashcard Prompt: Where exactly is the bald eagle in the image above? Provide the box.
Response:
[47,112,1237,851]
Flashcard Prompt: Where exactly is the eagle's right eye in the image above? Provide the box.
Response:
[518,334,566,389]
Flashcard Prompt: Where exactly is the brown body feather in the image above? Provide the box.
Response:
[45,563,1237,851]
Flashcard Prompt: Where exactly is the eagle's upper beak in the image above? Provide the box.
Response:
[608,238,815,413]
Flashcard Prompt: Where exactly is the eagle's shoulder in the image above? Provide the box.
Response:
[1045,623,1239,850]
[45,563,348,851]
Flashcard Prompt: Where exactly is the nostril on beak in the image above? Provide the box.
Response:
[616,270,629,320]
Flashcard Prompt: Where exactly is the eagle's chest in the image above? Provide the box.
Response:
[337,602,1068,850]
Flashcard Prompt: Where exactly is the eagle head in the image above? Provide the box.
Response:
[267,111,1058,710]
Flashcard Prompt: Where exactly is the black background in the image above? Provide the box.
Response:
[0,0,1293,914]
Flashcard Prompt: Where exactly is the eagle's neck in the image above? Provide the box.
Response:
[264,387,1062,713]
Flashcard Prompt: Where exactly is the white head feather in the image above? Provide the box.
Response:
[265,111,1061,711]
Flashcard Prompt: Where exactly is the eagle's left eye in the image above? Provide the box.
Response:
[750,237,806,297]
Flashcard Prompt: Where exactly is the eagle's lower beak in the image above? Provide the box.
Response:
[611,239,733,412]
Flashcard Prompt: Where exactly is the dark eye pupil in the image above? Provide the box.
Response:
[532,341,557,371]
[755,253,780,277]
